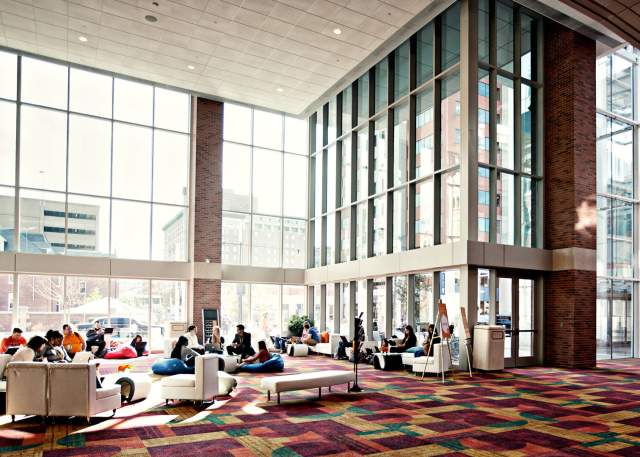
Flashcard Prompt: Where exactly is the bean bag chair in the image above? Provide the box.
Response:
[104,345,138,359]
[239,353,284,373]
[152,358,195,375]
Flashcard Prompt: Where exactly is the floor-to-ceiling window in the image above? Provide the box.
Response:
[222,104,307,268]
[309,2,462,270]
[477,0,542,247]
[596,48,637,360]
[0,50,190,261]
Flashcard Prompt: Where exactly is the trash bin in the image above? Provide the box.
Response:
[472,325,505,371]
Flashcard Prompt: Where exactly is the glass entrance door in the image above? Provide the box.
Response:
[497,275,536,367]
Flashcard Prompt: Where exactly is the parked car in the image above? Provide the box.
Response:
[496,315,512,333]
[77,316,163,340]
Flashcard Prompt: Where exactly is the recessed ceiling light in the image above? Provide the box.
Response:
[78,36,88,42]
[333,28,342,35]
[276,87,284,92]
[187,65,195,70]
[145,14,158,22]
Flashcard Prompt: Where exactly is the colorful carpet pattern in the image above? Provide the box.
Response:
[3,357,640,456]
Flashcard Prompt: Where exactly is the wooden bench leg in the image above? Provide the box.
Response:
[277,393,280,404]
[318,387,321,400]
[347,382,350,392]
[267,391,270,401]
[328,385,332,392]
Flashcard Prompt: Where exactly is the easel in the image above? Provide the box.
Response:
[460,307,473,378]
[421,300,454,384]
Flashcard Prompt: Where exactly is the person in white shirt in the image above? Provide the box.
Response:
[183,325,204,353]
[12,335,47,362]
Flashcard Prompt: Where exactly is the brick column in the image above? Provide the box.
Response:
[193,98,223,336]
[543,21,596,368]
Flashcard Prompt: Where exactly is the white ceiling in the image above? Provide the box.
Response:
[0,0,432,115]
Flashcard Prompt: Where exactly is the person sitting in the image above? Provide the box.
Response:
[226,324,255,359]
[300,322,319,346]
[62,324,85,357]
[184,325,205,354]
[171,335,200,367]
[130,335,146,357]
[12,335,47,362]
[85,321,107,357]
[239,340,270,367]
[207,326,224,354]
[44,330,71,363]
[419,324,441,357]
[0,327,27,354]
[387,325,418,353]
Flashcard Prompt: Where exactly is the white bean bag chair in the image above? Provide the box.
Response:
[218,372,237,396]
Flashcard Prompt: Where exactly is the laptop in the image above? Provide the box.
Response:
[104,327,114,334]
[340,335,349,345]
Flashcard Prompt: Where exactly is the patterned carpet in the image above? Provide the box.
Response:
[2,356,640,456]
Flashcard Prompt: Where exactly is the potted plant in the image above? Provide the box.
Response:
[288,315,314,338]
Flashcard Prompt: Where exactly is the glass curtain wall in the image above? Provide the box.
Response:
[0,272,186,350]
[477,0,541,247]
[220,282,305,341]
[0,50,190,260]
[309,2,462,269]
[596,48,637,360]
[222,104,307,268]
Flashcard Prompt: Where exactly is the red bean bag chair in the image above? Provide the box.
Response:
[104,345,138,359]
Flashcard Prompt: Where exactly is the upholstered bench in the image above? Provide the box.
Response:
[261,370,355,404]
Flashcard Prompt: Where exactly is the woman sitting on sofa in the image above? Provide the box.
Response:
[44,330,71,363]
[239,340,269,366]
[386,325,418,353]
[12,335,47,362]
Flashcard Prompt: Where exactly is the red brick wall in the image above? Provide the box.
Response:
[192,98,223,337]
[543,21,596,368]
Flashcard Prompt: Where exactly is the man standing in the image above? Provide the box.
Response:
[0,328,26,353]
[226,324,255,359]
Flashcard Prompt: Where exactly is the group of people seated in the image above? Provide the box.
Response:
[169,324,271,369]
[0,322,148,363]
[271,320,320,353]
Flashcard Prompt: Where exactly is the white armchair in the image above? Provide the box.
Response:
[48,363,120,422]
[6,362,49,420]
[161,354,219,405]
[314,334,342,356]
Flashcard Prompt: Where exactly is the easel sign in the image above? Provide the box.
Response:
[460,308,471,340]
[460,307,473,378]
[438,301,450,339]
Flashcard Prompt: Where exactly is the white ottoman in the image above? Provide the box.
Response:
[218,372,237,396]
[217,355,240,373]
[288,344,309,357]
[103,373,152,403]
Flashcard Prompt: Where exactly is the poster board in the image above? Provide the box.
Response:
[460,307,471,340]
[438,301,450,338]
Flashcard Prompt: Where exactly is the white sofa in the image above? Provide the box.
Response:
[5,362,48,419]
[312,334,342,356]
[412,343,452,375]
[48,363,120,421]
[261,370,355,404]
[161,354,219,405]
[5,361,120,422]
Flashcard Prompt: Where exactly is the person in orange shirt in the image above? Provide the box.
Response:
[62,324,86,357]
[0,328,27,353]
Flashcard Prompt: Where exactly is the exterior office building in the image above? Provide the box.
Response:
[0,0,635,370]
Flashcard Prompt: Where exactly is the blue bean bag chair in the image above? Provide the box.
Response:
[152,358,195,375]
[239,353,284,373]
